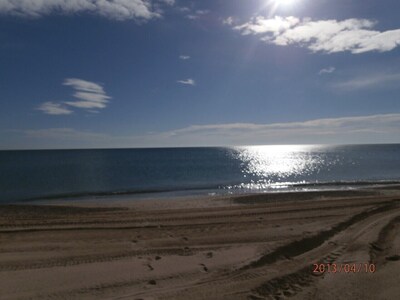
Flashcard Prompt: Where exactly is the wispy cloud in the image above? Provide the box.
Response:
[0,0,165,21]
[168,114,400,136]
[195,10,209,15]
[177,78,195,86]
[222,16,234,26]
[334,72,400,90]
[63,78,105,94]
[179,55,190,60]
[154,113,400,145]
[12,113,400,149]
[233,16,400,54]
[63,78,111,109]
[159,0,175,6]
[23,128,108,140]
[178,7,190,13]
[72,91,110,103]
[186,9,209,20]
[319,67,336,75]
[37,78,111,115]
[37,102,72,115]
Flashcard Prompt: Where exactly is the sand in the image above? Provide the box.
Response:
[1,187,400,299]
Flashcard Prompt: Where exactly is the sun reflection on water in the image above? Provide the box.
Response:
[229,145,331,191]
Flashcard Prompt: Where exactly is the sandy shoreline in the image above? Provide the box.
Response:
[1,187,400,299]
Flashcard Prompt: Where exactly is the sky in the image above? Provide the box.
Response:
[1,0,400,149]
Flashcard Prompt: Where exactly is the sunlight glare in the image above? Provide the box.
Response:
[236,145,316,178]
[274,0,296,6]
[230,145,326,191]
[263,0,300,18]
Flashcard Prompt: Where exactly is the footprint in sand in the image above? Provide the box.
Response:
[180,246,191,256]
[199,263,208,272]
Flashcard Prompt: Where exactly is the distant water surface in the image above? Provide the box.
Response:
[1,144,400,203]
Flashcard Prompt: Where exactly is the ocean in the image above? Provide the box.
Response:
[1,144,400,203]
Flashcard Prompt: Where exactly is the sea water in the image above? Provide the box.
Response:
[1,144,400,203]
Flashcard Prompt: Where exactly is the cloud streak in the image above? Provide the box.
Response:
[12,113,400,149]
[0,0,164,21]
[37,102,72,115]
[222,16,234,25]
[63,78,105,93]
[334,72,400,90]
[37,78,111,115]
[170,114,400,134]
[234,16,400,54]
[146,113,400,146]
[186,9,209,20]
[177,78,195,86]
[319,67,335,75]
[63,78,111,109]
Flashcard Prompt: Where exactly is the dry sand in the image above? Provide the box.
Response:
[1,187,400,299]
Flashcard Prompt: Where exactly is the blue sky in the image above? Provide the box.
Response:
[1,0,400,149]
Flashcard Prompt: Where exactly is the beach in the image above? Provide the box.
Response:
[1,187,400,299]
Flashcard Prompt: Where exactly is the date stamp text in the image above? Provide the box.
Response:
[312,263,376,274]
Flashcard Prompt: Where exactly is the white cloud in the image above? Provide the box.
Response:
[319,67,336,75]
[177,78,195,86]
[234,16,400,54]
[222,16,234,26]
[64,100,107,109]
[186,9,209,20]
[72,91,111,103]
[38,78,111,115]
[63,78,111,110]
[334,72,400,90]
[235,16,299,35]
[179,55,190,60]
[37,102,73,115]
[63,78,105,94]
[0,0,162,21]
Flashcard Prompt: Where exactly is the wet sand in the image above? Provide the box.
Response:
[1,187,400,299]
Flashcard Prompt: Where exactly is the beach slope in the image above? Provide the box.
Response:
[1,189,400,299]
